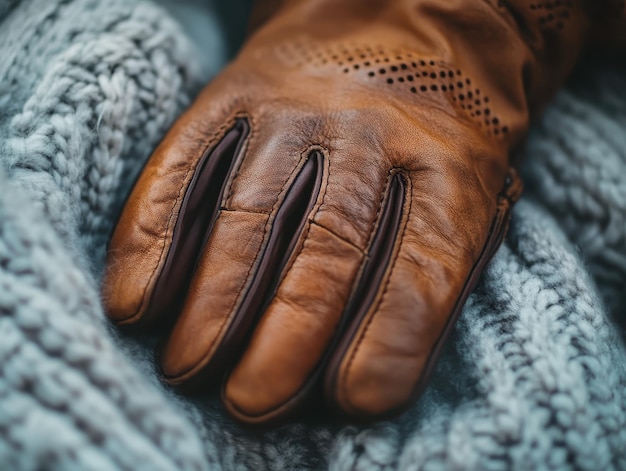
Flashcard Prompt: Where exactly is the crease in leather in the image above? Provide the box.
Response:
[165,150,325,383]
[487,0,537,49]
[309,221,365,255]
[220,207,271,215]
[146,119,250,325]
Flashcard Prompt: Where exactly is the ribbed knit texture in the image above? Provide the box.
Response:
[1,1,625,469]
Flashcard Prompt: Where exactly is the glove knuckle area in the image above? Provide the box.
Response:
[311,144,392,250]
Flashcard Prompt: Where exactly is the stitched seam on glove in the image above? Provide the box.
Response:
[133,113,249,324]
[339,169,413,411]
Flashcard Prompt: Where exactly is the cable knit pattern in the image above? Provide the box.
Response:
[524,63,626,318]
[0,169,208,470]
[0,0,213,469]
[0,0,625,469]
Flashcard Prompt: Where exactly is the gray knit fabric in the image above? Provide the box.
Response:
[0,0,625,469]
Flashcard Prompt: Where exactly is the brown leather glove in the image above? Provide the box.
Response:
[101,0,622,424]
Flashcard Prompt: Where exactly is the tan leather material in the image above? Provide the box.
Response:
[162,150,325,383]
[102,114,251,325]
[326,169,522,417]
[102,0,606,424]
[160,209,269,381]
[223,223,363,421]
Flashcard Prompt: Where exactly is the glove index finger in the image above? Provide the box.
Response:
[102,115,250,326]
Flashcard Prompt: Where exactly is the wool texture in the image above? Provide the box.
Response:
[0,0,625,470]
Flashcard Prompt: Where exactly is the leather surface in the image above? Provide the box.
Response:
[101,0,609,424]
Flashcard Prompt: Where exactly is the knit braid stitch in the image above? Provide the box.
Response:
[1,0,207,268]
[0,169,208,470]
[0,0,215,469]
[524,61,626,319]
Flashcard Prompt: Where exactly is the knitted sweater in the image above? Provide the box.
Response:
[0,0,625,469]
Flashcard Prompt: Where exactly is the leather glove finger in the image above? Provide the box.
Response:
[324,167,521,419]
[102,93,246,326]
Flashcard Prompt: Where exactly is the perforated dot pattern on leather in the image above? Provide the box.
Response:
[528,1,574,30]
[496,1,574,31]
[274,42,509,138]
